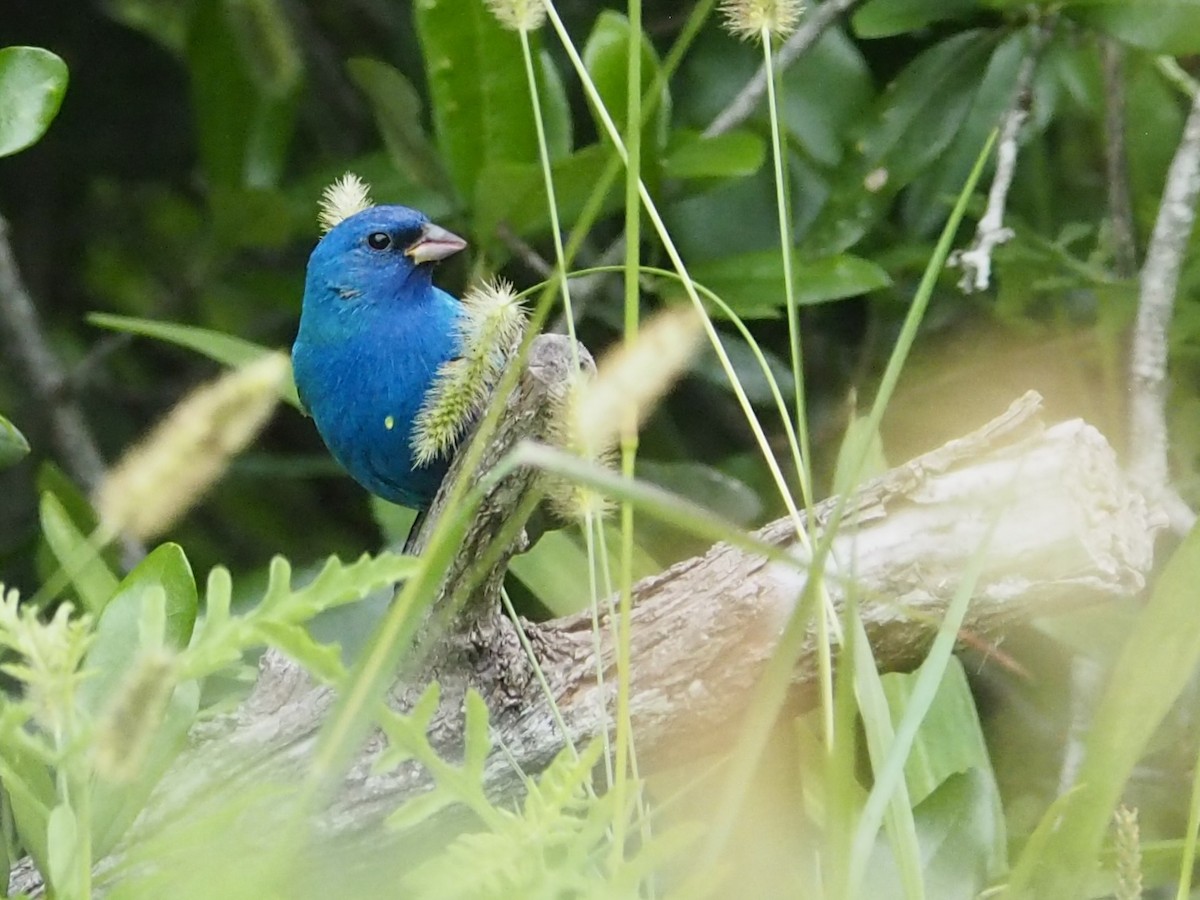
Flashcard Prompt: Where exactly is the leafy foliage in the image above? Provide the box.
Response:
[4,0,1200,897]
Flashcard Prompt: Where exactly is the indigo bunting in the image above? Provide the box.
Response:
[291,205,467,509]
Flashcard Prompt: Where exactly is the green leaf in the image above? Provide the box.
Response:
[661,129,766,181]
[0,413,30,469]
[536,50,572,162]
[385,786,459,833]
[902,30,1028,235]
[254,621,346,684]
[687,251,892,319]
[79,583,163,717]
[0,47,68,157]
[79,544,196,722]
[186,0,299,188]
[582,11,669,150]
[414,0,540,201]
[87,313,301,408]
[853,0,980,38]
[863,770,1005,899]
[474,143,623,247]
[0,709,55,875]
[880,659,1001,817]
[1065,0,1200,55]
[805,30,996,254]
[1010,523,1200,896]
[692,339,795,406]
[347,58,453,197]
[46,802,81,896]
[39,492,118,617]
[833,413,888,495]
[462,690,491,779]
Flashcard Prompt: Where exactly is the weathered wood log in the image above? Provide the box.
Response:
[8,335,1162,895]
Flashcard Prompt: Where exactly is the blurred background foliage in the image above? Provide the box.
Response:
[3,1,1200,890]
[5,0,1193,588]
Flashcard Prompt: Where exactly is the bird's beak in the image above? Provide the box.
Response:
[404,222,467,264]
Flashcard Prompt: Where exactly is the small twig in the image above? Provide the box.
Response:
[704,0,866,138]
[1128,88,1200,534]
[0,215,106,492]
[1101,39,1138,279]
[952,26,1052,292]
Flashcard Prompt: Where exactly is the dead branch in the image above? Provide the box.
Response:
[1128,86,1200,534]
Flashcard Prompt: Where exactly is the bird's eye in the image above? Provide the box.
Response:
[366,232,392,250]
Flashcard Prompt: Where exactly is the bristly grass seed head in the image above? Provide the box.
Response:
[484,0,546,31]
[720,0,803,41]
[546,306,704,520]
[94,650,177,782]
[412,279,527,466]
[318,172,375,233]
[94,352,290,540]
[1113,805,1143,900]
[545,372,616,521]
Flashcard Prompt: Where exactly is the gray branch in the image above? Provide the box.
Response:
[1128,88,1200,533]
[0,215,106,491]
[952,25,1052,293]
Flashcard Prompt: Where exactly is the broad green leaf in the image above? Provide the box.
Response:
[39,492,118,616]
[880,659,1001,820]
[222,0,302,99]
[91,680,200,858]
[87,313,301,408]
[0,47,68,157]
[902,30,1027,235]
[347,58,453,197]
[46,802,81,896]
[687,251,891,318]
[474,144,623,248]
[0,710,55,875]
[536,50,572,161]
[0,413,30,469]
[1065,0,1200,55]
[674,27,873,169]
[805,30,996,253]
[582,11,669,150]
[692,339,795,406]
[79,545,195,724]
[863,770,1005,899]
[414,0,540,200]
[853,0,980,38]
[186,0,299,188]
[1011,524,1200,896]
[100,0,191,52]
[661,129,766,181]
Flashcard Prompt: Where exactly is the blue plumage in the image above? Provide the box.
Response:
[291,205,467,509]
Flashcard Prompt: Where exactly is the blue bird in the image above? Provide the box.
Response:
[291,205,467,509]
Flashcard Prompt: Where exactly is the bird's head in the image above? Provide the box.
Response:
[304,205,467,309]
